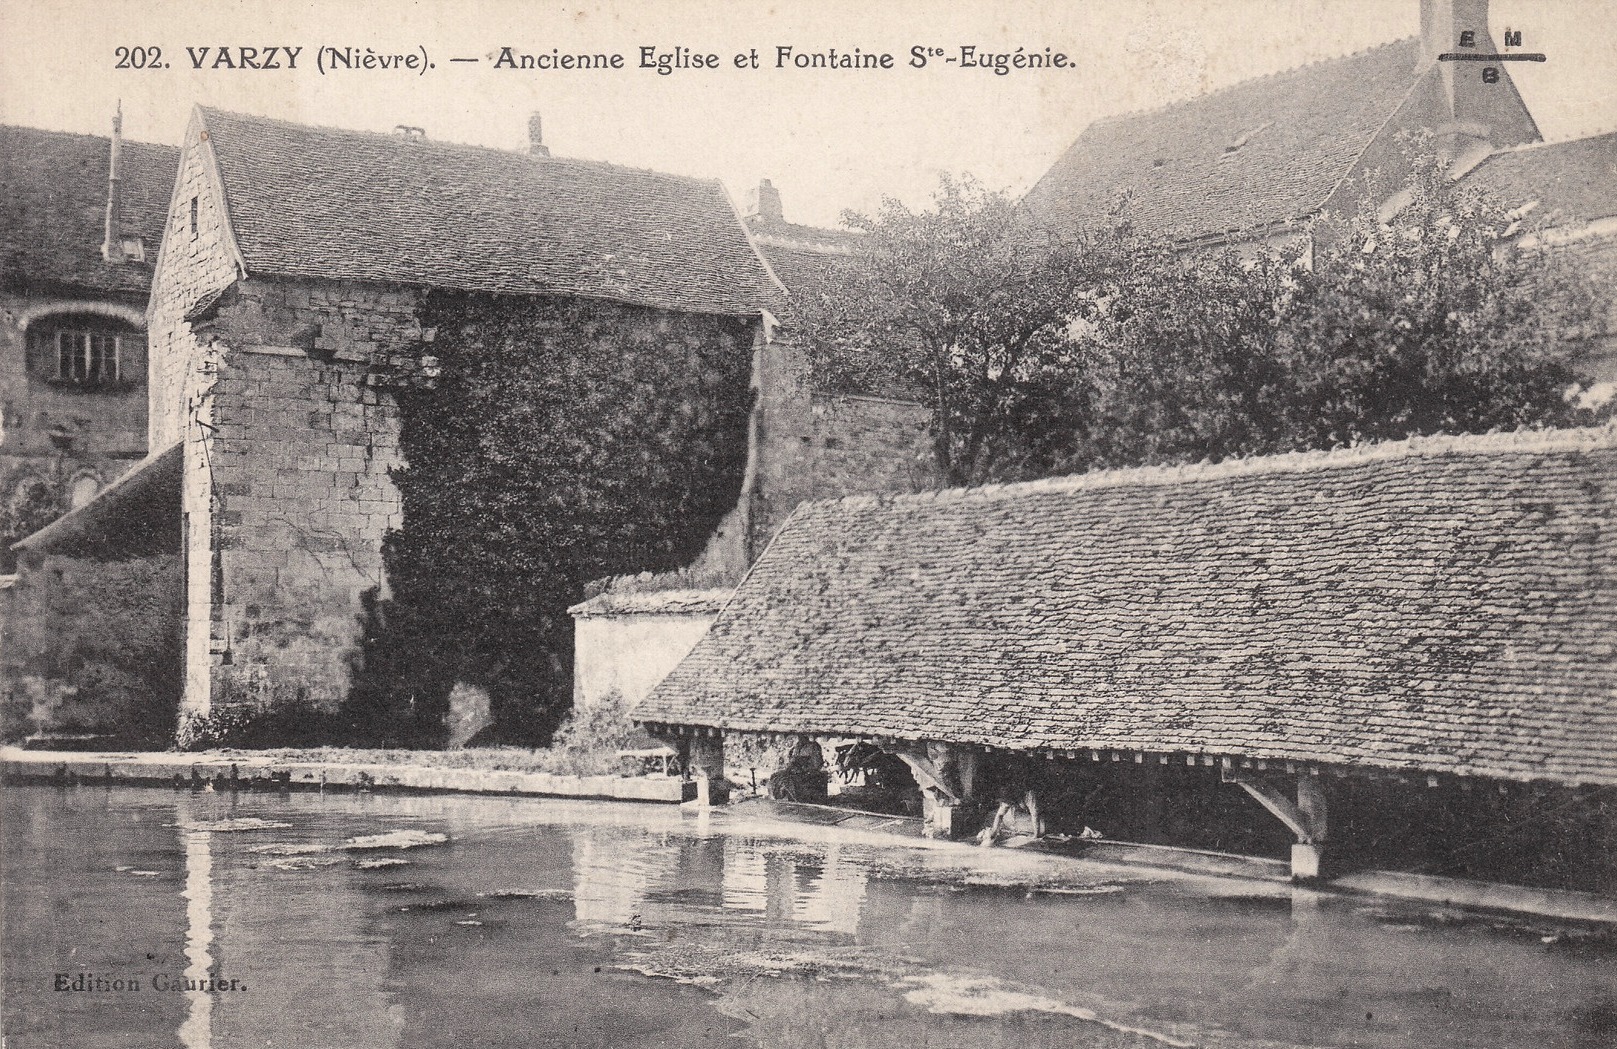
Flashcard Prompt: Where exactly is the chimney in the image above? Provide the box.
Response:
[394,125,426,142]
[100,103,125,264]
[745,179,783,225]
[527,112,549,157]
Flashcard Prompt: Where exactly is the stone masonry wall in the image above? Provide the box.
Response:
[683,336,938,579]
[0,551,182,744]
[1,289,150,569]
[147,114,425,719]
[145,114,249,715]
[187,276,418,717]
[749,339,937,548]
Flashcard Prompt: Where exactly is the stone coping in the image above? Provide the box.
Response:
[0,748,687,803]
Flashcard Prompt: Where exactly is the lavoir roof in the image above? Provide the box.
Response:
[639,426,1617,786]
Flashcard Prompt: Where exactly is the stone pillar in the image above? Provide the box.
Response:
[920,789,958,840]
[688,733,728,807]
[1291,842,1326,880]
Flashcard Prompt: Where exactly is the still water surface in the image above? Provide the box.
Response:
[3,785,1614,1048]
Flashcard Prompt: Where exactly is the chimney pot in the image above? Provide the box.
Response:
[528,112,549,157]
[746,178,784,225]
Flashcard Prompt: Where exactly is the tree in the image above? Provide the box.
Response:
[1276,158,1602,450]
[793,177,1106,485]
[1076,156,1603,471]
[803,166,1605,487]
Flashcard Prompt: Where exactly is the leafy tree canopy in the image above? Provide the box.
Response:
[798,159,1606,485]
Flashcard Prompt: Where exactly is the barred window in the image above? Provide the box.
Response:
[26,316,144,389]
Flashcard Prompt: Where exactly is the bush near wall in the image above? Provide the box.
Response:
[344,294,754,747]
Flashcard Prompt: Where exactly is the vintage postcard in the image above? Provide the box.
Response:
[2,1,1615,1047]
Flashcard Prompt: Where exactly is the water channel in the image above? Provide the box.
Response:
[3,784,1614,1048]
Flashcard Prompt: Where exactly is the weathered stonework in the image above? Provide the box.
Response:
[158,281,415,719]
[0,551,182,743]
[0,292,149,567]
[147,115,422,718]
[689,338,937,577]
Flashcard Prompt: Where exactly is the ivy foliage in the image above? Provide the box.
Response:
[1,474,64,573]
[344,293,754,746]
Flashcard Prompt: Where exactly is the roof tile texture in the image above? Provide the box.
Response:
[0,125,178,296]
[1465,132,1617,225]
[1024,39,1424,241]
[640,428,1617,785]
[199,108,782,316]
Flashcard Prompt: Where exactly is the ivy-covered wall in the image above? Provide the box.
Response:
[346,293,758,745]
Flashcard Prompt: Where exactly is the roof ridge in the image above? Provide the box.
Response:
[0,122,177,152]
[1082,36,1420,133]
[816,423,1617,514]
[197,106,725,189]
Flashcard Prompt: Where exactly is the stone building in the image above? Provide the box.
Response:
[0,118,177,567]
[0,118,182,745]
[637,426,1617,890]
[6,105,934,742]
[1024,0,1539,253]
[1024,0,1614,388]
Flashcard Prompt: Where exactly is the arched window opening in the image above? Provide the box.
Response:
[25,313,145,389]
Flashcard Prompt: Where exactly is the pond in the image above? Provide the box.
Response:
[3,784,1614,1048]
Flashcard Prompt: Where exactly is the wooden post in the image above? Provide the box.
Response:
[1224,767,1329,881]
[895,748,961,839]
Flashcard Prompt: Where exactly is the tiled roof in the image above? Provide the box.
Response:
[1023,39,1424,242]
[1464,132,1617,225]
[746,217,861,300]
[12,441,182,557]
[0,125,179,297]
[754,240,852,299]
[639,427,1617,786]
[197,108,783,316]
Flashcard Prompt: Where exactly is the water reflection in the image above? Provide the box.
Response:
[5,787,1616,1049]
[572,829,870,937]
[178,821,213,1049]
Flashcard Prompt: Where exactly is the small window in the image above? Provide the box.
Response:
[120,235,145,262]
[189,196,199,237]
[26,315,143,389]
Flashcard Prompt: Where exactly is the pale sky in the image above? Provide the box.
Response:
[1,0,1613,228]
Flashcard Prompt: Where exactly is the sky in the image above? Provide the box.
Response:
[1,0,1613,228]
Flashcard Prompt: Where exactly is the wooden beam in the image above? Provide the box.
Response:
[894,751,960,803]
[1297,772,1328,843]
[1225,769,1326,844]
